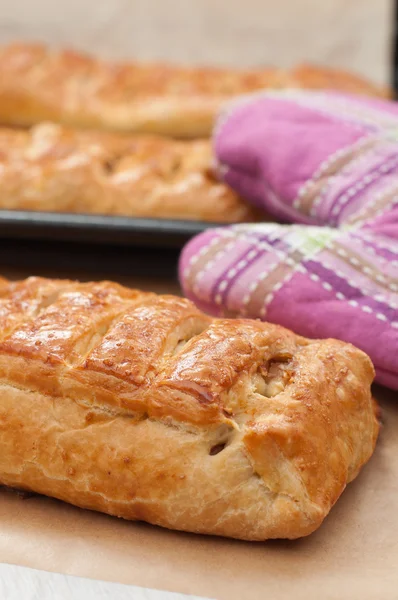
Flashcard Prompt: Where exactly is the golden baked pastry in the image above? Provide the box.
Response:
[0,276,379,540]
[0,122,262,222]
[0,43,388,138]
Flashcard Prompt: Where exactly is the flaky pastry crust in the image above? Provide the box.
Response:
[0,122,262,222]
[0,276,379,540]
[0,43,389,138]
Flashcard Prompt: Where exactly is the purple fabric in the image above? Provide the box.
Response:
[179,90,398,389]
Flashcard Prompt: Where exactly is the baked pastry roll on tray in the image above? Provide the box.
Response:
[0,276,379,541]
[0,43,388,138]
[0,122,262,223]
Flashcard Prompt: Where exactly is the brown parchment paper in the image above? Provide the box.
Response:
[0,386,396,600]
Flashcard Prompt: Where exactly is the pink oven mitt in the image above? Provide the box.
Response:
[179,90,398,389]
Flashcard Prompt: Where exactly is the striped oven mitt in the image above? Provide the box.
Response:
[179,90,398,389]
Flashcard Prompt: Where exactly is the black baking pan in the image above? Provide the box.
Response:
[0,211,219,279]
[0,210,219,249]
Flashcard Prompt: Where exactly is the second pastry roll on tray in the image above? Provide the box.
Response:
[0,123,262,222]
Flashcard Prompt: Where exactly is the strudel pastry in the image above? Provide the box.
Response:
[0,276,379,540]
[0,122,261,222]
[0,43,388,138]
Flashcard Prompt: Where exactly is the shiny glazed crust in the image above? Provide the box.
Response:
[0,123,261,222]
[0,276,379,540]
[0,43,389,138]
